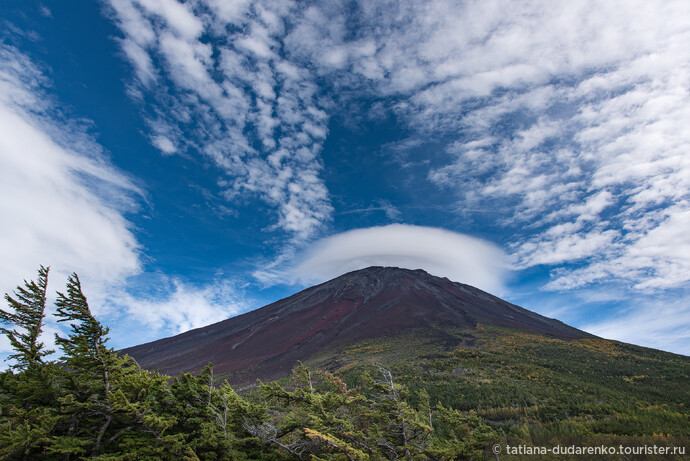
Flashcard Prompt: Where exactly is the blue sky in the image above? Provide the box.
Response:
[1,0,689,359]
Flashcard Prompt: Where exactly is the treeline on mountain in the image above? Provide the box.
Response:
[0,267,494,460]
[320,326,690,439]
[311,323,690,458]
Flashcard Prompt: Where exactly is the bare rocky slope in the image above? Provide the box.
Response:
[122,266,592,383]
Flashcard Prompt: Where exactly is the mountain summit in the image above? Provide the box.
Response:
[123,266,590,383]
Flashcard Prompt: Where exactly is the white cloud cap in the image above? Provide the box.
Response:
[293,224,509,294]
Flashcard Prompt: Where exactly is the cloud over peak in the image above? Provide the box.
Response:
[256,224,509,295]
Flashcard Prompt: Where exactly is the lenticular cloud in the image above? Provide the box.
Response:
[293,224,509,294]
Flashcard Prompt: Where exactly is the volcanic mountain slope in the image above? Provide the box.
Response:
[123,266,592,383]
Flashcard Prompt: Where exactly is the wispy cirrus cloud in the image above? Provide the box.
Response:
[107,0,332,241]
[0,44,142,297]
[338,200,402,221]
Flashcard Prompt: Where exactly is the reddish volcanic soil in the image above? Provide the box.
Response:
[122,266,591,384]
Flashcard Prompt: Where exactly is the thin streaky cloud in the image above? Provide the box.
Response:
[0,44,142,296]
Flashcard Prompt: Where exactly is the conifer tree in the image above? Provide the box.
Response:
[54,273,113,387]
[252,363,434,460]
[364,366,432,459]
[425,405,496,459]
[49,273,116,457]
[105,366,197,460]
[0,266,53,370]
[0,266,58,459]
[162,364,233,458]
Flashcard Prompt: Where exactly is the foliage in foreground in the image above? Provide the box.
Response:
[0,268,495,460]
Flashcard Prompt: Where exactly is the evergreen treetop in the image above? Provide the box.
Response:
[0,265,53,370]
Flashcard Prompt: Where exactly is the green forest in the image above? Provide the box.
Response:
[1,268,689,460]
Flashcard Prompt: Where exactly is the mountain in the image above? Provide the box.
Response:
[124,266,690,443]
[123,266,591,383]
